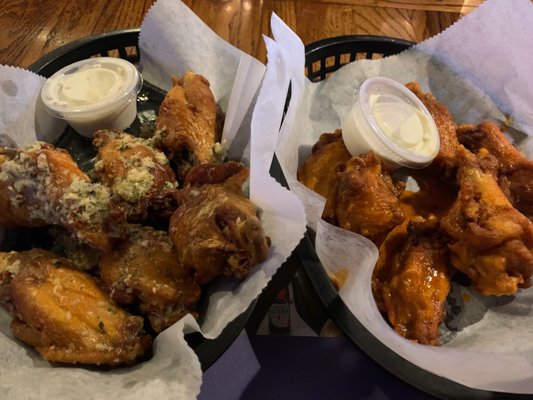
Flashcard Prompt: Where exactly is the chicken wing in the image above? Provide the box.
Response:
[0,142,124,252]
[440,146,533,296]
[155,72,220,181]
[335,152,405,245]
[406,82,459,181]
[0,249,151,366]
[297,130,352,223]
[373,216,452,345]
[170,162,270,285]
[100,225,201,333]
[457,121,533,220]
[93,129,177,221]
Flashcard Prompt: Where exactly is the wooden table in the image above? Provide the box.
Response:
[0,0,485,69]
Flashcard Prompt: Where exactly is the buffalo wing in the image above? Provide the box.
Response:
[440,146,533,295]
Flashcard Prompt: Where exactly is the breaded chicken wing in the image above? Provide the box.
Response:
[441,146,533,295]
[0,143,123,252]
[297,130,352,223]
[335,152,405,245]
[93,130,177,221]
[373,216,452,345]
[0,249,151,366]
[457,121,533,220]
[155,72,220,181]
[170,162,270,285]
[100,225,201,333]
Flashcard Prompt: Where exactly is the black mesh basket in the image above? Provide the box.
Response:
[304,35,414,81]
[26,28,253,372]
[289,35,528,400]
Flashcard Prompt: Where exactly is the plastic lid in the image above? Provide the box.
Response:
[343,77,440,169]
[40,57,142,119]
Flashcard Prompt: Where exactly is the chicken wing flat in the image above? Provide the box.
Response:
[441,146,533,296]
[0,249,151,366]
[0,142,123,252]
[170,162,270,285]
[406,82,459,181]
[335,152,405,245]
[155,72,220,181]
[297,130,352,223]
[93,130,177,221]
[373,216,452,345]
[100,225,201,333]
[457,121,533,220]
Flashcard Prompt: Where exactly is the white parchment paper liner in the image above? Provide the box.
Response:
[0,0,306,399]
[269,0,533,394]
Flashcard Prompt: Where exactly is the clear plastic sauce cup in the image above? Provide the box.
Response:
[40,57,142,138]
[341,76,440,169]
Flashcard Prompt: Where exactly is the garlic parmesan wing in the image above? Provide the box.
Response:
[93,130,177,221]
[0,143,124,252]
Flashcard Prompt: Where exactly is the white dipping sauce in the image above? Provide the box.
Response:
[41,57,142,138]
[341,76,440,169]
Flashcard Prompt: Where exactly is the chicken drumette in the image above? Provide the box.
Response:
[170,162,270,285]
[100,225,201,333]
[373,216,452,345]
[155,72,221,181]
[0,249,151,366]
[0,142,123,252]
[93,129,177,221]
[335,152,405,245]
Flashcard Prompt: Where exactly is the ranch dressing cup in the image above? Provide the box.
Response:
[341,76,440,169]
[40,57,142,138]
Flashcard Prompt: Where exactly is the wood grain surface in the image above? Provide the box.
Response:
[0,0,480,69]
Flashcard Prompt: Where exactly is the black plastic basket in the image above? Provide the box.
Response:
[27,28,253,372]
[291,35,528,400]
[305,35,414,81]
[29,29,141,77]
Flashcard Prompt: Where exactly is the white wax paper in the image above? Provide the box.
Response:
[268,0,533,394]
[0,0,306,399]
